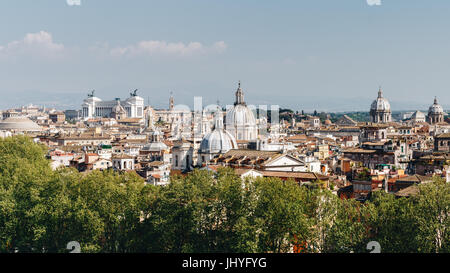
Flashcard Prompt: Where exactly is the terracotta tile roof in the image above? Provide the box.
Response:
[436,133,450,138]
[396,175,432,183]
[395,185,419,197]
[343,148,377,154]
[148,161,165,167]
[112,154,135,159]
[259,170,329,180]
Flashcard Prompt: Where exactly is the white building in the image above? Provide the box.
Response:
[226,82,258,141]
[112,154,135,170]
[81,90,145,120]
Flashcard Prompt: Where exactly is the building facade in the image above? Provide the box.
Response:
[81,90,145,119]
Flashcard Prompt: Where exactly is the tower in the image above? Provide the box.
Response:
[169,92,174,111]
[235,81,246,106]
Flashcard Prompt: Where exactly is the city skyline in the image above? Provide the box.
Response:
[0,86,448,113]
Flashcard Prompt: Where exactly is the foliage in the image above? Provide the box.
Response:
[0,136,448,253]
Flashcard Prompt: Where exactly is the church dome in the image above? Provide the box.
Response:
[411,110,425,120]
[370,88,391,112]
[0,116,41,131]
[142,129,167,152]
[226,81,257,128]
[201,111,238,154]
[200,129,237,154]
[429,97,444,114]
[141,142,168,152]
[226,104,257,127]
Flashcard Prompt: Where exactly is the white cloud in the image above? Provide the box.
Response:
[366,0,382,6]
[0,32,226,60]
[110,40,227,57]
[0,31,64,58]
[212,41,227,53]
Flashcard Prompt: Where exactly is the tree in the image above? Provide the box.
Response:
[253,178,310,253]
[0,136,448,253]
[412,178,449,253]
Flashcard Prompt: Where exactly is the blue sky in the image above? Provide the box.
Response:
[0,0,449,111]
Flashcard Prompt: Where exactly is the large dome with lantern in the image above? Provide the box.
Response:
[429,97,444,114]
[225,81,258,141]
[200,112,237,154]
[370,88,391,112]
[370,87,392,123]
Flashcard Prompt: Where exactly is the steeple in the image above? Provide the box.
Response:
[434,96,438,105]
[169,92,174,111]
[234,81,246,106]
[378,86,383,98]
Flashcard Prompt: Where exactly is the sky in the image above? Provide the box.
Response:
[0,0,449,112]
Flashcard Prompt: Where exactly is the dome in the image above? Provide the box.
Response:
[142,129,167,151]
[429,97,444,114]
[200,129,237,154]
[226,81,257,127]
[141,142,168,152]
[411,110,425,119]
[371,88,391,112]
[226,104,257,127]
[0,116,41,132]
[224,81,258,140]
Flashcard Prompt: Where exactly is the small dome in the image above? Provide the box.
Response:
[0,116,41,132]
[371,88,391,112]
[200,129,237,154]
[429,97,444,114]
[411,110,425,119]
[324,119,332,125]
[143,129,167,151]
[141,142,168,152]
